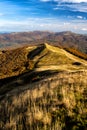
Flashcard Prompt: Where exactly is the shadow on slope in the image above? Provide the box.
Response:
[0,71,87,130]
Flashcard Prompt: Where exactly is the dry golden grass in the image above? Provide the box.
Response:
[0,71,87,130]
[0,43,87,130]
[34,43,87,72]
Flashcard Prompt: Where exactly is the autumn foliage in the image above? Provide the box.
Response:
[64,47,87,60]
[0,47,34,79]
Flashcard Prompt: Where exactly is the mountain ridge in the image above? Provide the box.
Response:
[0,43,87,80]
[0,43,87,130]
[0,31,87,54]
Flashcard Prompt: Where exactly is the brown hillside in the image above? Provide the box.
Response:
[0,31,87,54]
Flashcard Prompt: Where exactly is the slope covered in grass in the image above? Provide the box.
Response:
[0,71,87,130]
[31,43,87,72]
[0,43,87,79]
[0,43,87,130]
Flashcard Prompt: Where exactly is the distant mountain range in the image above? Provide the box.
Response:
[0,31,87,54]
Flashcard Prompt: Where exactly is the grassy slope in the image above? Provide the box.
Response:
[0,43,87,79]
[0,44,87,130]
[33,43,87,72]
[0,71,87,130]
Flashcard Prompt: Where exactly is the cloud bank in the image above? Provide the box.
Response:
[0,18,87,34]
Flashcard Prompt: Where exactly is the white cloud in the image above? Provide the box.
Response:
[0,18,87,34]
[77,16,83,19]
[64,22,70,25]
[57,0,87,3]
[41,0,87,3]
[55,2,87,12]
[81,28,87,31]
[40,0,51,2]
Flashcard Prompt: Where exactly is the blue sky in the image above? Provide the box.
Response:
[0,0,87,33]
